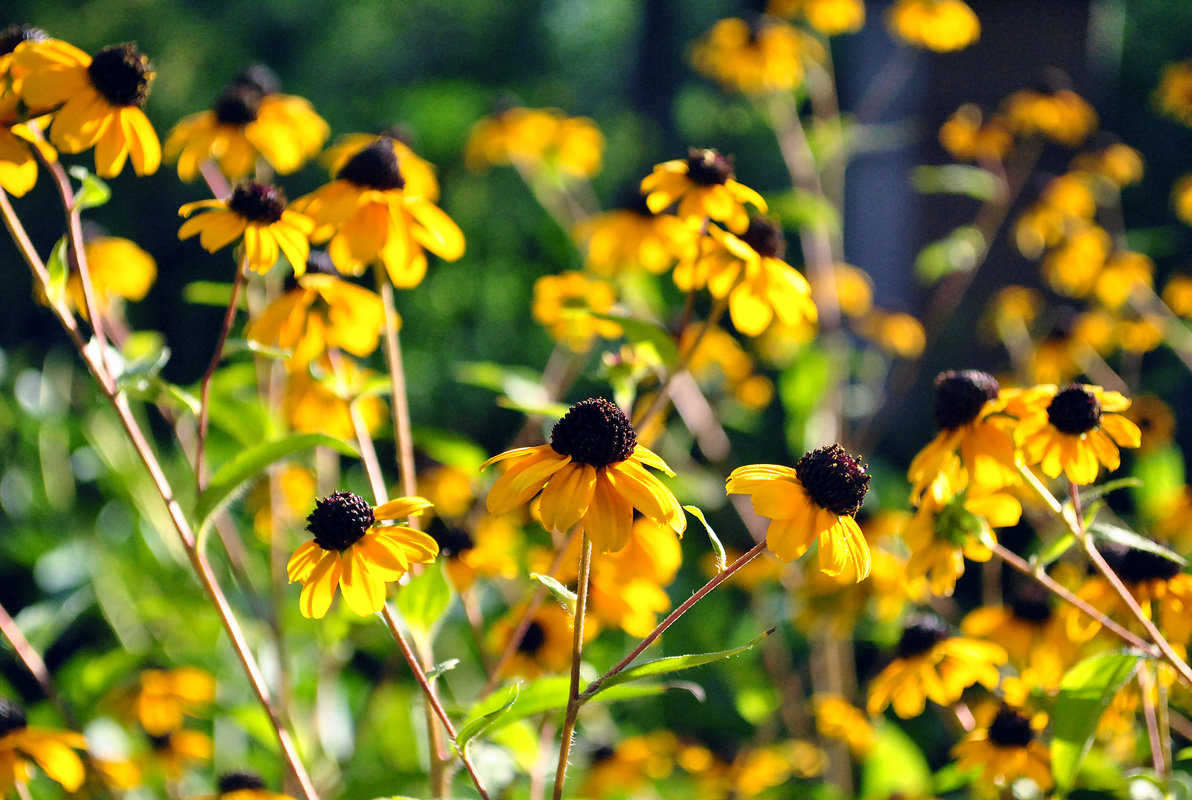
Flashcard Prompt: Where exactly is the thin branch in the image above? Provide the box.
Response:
[196,262,247,489]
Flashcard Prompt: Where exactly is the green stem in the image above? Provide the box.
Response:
[196,261,247,489]
[552,534,593,800]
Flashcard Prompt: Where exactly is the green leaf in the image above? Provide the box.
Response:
[910,164,1000,200]
[1051,652,1142,793]
[1032,532,1076,568]
[68,165,111,211]
[1088,521,1186,567]
[684,505,726,573]
[862,720,933,799]
[592,313,678,365]
[456,682,520,754]
[195,433,358,536]
[455,362,569,420]
[1133,446,1186,520]
[183,281,249,309]
[113,331,171,392]
[588,628,774,698]
[45,236,70,306]
[396,561,453,638]
[914,226,986,283]
[426,659,460,682]
[1078,477,1142,505]
[770,188,840,234]
[529,573,577,615]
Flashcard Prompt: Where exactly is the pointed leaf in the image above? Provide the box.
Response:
[456,682,519,754]
[684,505,726,573]
[183,280,249,309]
[529,572,576,615]
[69,165,111,211]
[45,236,70,306]
[592,313,679,365]
[426,659,460,682]
[1088,522,1186,567]
[588,628,775,698]
[910,164,999,200]
[396,561,453,638]
[1031,532,1076,568]
[1051,651,1142,793]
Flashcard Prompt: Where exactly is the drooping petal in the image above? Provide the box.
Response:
[299,551,343,619]
[538,463,597,533]
[584,472,634,553]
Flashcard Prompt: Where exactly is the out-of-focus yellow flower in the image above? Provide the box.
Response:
[580,732,678,798]
[991,285,1042,330]
[0,92,56,197]
[1162,273,1192,318]
[961,583,1073,690]
[68,235,157,316]
[1014,172,1097,258]
[834,262,873,317]
[1017,383,1141,485]
[489,602,574,678]
[1126,394,1176,453]
[642,148,766,233]
[323,131,439,202]
[587,517,683,636]
[465,107,603,178]
[813,695,874,755]
[1003,85,1097,147]
[952,703,1052,791]
[130,668,215,737]
[144,728,211,778]
[1172,174,1192,226]
[179,181,314,274]
[574,192,695,276]
[250,465,316,542]
[1155,60,1192,126]
[691,17,810,95]
[1094,250,1153,310]
[1042,224,1111,297]
[683,323,774,409]
[1071,138,1144,187]
[427,515,521,591]
[1116,313,1164,354]
[769,0,866,35]
[939,104,1012,162]
[418,463,476,519]
[284,356,386,441]
[0,24,47,80]
[0,701,86,795]
[854,310,925,358]
[532,270,622,352]
[886,0,980,52]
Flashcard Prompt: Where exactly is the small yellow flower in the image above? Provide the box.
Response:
[283,356,386,440]
[1164,273,1192,318]
[1003,84,1098,147]
[834,262,874,317]
[1042,224,1111,297]
[813,695,874,755]
[853,310,926,358]
[14,39,160,177]
[0,701,87,795]
[961,583,1073,690]
[952,703,1052,791]
[488,602,575,678]
[727,444,872,581]
[1173,174,1192,226]
[287,492,439,618]
[323,131,439,201]
[1155,59,1192,126]
[641,148,766,233]
[179,181,314,274]
[131,668,215,737]
[425,515,521,592]
[144,728,212,778]
[531,270,622,352]
[573,192,695,276]
[691,17,810,95]
[465,107,603,178]
[1017,383,1142,485]
[886,0,980,52]
[1094,250,1153,310]
[768,0,866,35]
[939,103,1012,162]
[68,235,157,316]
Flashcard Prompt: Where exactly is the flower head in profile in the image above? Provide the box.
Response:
[952,703,1052,791]
[867,615,1007,718]
[165,67,329,182]
[886,0,980,52]
[295,138,465,286]
[202,771,295,800]
[287,491,439,618]
[691,16,811,95]
[483,398,685,553]
[14,39,160,176]
[0,700,87,795]
[574,190,694,277]
[727,443,872,581]
[0,86,57,198]
[1016,383,1141,484]
[323,129,439,201]
[641,148,766,233]
[532,270,622,352]
[179,180,314,274]
[65,234,156,318]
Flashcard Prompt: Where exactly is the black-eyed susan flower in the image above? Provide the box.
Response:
[67,234,157,316]
[1002,81,1097,148]
[580,733,679,799]
[165,70,329,182]
[573,191,695,277]
[287,491,439,619]
[483,398,685,553]
[728,443,872,581]
[246,252,386,366]
[866,615,1007,718]
[0,24,48,80]
[179,181,314,274]
[489,602,574,678]
[531,270,622,352]
[202,770,294,800]
[0,700,86,795]
[465,107,603,179]
[886,0,980,52]
[14,40,160,177]
[952,704,1052,791]
[907,370,1019,501]
[691,16,811,95]
[424,515,521,592]
[0,92,56,198]
[1065,542,1192,645]
[143,728,212,778]
[322,130,439,201]
[129,667,215,737]
[641,148,766,234]
[1017,383,1141,485]
[295,138,465,286]
[675,216,818,337]
[812,695,874,756]
[283,355,386,440]
[961,582,1072,689]
[769,0,866,35]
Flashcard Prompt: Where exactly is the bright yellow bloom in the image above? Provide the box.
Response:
[939,104,1012,162]
[287,492,438,618]
[0,701,86,795]
[1042,224,1110,297]
[867,617,1007,718]
[246,262,387,366]
[1071,139,1144,187]
[68,235,157,315]
[691,17,810,95]
[426,515,521,592]
[727,444,872,580]
[769,0,866,35]
[886,0,980,52]
[1117,312,1164,354]
[1003,85,1097,147]
[1173,174,1192,226]
[489,602,574,678]
[0,92,56,197]
[483,398,685,553]
[961,584,1073,690]
[1155,60,1192,126]
[14,39,160,177]
[573,193,695,276]
[641,148,766,233]
[676,217,817,337]
[952,704,1052,791]
[531,270,622,352]
[323,131,439,201]
[813,695,874,755]
[179,181,314,274]
[1016,384,1141,485]
[1094,250,1153,310]
[131,668,215,736]
[580,731,679,799]
[853,310,925,358]
[1164,274,1192,318]
[465,107,603,178]
[165,74,328,182]
[283,355,385,440]
[1065,543,1192,645]
[295,138,464,286]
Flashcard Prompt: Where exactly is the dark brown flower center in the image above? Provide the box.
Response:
[517,621,547,655]
[794,443,870,517]
[1100,542,1182,584]
[1008,583,1052,625]
[987,707,1035,747]
[1047,385,1101,435]
[549,398,637,468]
[590,744,617,765]
[933,370,999,430]
[228,181,287,224]
[685,148,733,186]
[87,43,153,108]
[306,490,375,552]
[0,701,27,737]
[897,616,948,658]
[337,140,405,191]
[218,772,267,795]
[620,189,654,218]
[426,517,475,558]
[147,732,172,751]
[213,84,263,126]
[0,24,48,56]
[740,216,786,259]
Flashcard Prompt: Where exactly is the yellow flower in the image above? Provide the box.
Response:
[489,602,574,678]
[483,398,685,553]
[573,192,695,276]
[834,262,874,317]
[853,310,925,358]
[1125,394,1176,453]
[130,668,215,737]
[0,701,86,795]
[938,103,1012,162]
[144,728,212,778]
[295,138,465,286]
[675,217,817,337]
[178,181,314,274]
[960,583,1073,690]
[201,771,295,800]
[14,40,160,177]
[952,704,1052,790]
[246,257,387,366]
[165,71,329,182]
[1042,224,1111,297]
[531,270,623,352]
[1014,172,1097,258]
[1002,84,1098,147]
[867,616,1007,718]
[1071,138,1144,187]
[1155,59,1192,126]
[1163,274,1192,318]
[283,356,386,440]
[0,92,56,197]
[1066,543,1192,646]
[287,492,439,619]
[464,107,603,178]
[727,443,872,580]
[425,515,521,592]
[641,148,767,233]
[1173,174,1192,226]
[580,732,679,799]
[0,25,48,81]
[886,0,980,52]
[691,17,810,95]
[768,0,866,35]
[1016,383,1141,485]
[68,235,157,316]
[1094,250,1153,310]
[322,131,439,201]
[813,695,874,756]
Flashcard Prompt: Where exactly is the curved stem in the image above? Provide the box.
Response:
[196,262,247,489]
[552,534,592,800]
